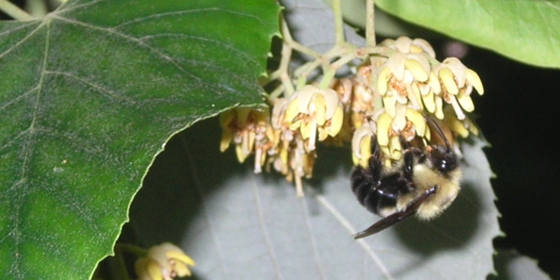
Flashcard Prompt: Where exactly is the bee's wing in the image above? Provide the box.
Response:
[353,186,437,239]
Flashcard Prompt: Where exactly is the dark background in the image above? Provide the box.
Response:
[439,41,560,278]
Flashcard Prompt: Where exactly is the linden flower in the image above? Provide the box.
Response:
[270,133,315,197]
[219,107,274,172]
[381,36,436,58]
[377,52,432,117]
[135,243,195,280]
[351,125,374,167]
[284,85,344,151]
[329,77,372,144]
[433,57,484,120]
[374,107,427,163]
[442,105,479,138]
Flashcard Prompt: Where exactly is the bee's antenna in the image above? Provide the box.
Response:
[424,116,452,152]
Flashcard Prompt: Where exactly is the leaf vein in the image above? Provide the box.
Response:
[250,174,286,280]
[312,191,395,280]
[113,7,267,30]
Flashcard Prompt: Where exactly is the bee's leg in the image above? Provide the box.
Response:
[351,136,382,207]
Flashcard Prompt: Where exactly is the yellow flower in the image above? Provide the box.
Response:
[372,107,428,163]
[351,125,374,167]
[442,105,479,138]
[135,243,195,280]
[284,85,344,151]
[270,132,315,197]
[381,36,436,58]
[376,52,432,117]
[219,107,273,172]
[434,57,484,120]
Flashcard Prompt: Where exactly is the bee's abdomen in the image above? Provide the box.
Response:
[352,168,406,215]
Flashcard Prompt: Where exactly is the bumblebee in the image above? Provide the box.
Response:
[351,118,461,239]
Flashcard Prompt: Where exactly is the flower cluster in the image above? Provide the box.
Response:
[219,34,484,195]
[135,243,195,280]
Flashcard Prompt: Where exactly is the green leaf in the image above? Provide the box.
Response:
[491,250,552,280]
[131,0,502,278]
[373,0,560,68]
[132,118,501,279]
[0,0,279,279]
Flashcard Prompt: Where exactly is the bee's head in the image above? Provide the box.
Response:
[429,146,458,174]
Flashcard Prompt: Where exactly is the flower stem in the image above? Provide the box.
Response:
[116,243,148,257]
[0,0,33,20]
[366,0,376,47]
[332,0,345,45]
[27,0,48,18]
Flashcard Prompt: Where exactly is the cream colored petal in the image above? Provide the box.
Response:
[173,262,192,277]
[312,95,327,126]
[296,85,317,113]
[300,119,313,140]
[376,113,392,146]
[377,66,392,95]
[284,99,300,124]
[412,38,435,58]
[380,146,390,160]
[359,136,372,168]
[235,108,252,127]
[466,68,484,95]
[468,119,480,135]
[457,91,475,112]
[393,103,407,131]
[307,119,317,151]
[383,94,397,117]
[255,109,269,126]
[405,54,430,82]
[327,106,344,137]
[380,38,396,48]
[387,53,407,81]
[389,136,402,160]
[219,109,236,128]
[235,144,248,163]
[352,125,373,160]
[395,36,413,53]
[406,108,426,137]
[146,259,164,280]
[446,117,469,138]
[442,57,467,87]
[164,250,195,267]
[148,245,172,272]
[434,97,444,119]
[439,68,459,95]
[427,72,441,94]
[288,119,301,130]
[317,127,328,141]
[220,130,232,152]
[271,98,288,129]
[449,96,466,120]
[422,90,436,113]
[410,83,424,111]
[395,91,408,104]
[322,87,340,119]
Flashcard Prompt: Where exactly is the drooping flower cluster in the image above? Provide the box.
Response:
[135,243,195,280]
[218,34,484,195]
